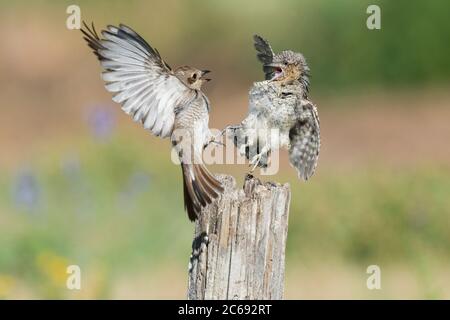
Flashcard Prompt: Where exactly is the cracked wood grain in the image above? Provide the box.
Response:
[188,174,291,300]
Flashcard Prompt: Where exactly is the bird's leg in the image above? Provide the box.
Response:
[249,145,270,172]
[204,132,225,149]
[220,125,241,136]
[204,125,240,149]
[249,154,262,172]
[207,137,225,147]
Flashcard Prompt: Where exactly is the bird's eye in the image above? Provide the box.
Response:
[192,73,197,80]
[284,61,288,66]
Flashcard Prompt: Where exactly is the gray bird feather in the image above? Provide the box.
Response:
[288,100,320,180]
[231,34,320,180]
[231,81,320,180]
[82,22,195,138]
[82,22,223,221]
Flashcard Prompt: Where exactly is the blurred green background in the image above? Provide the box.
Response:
[0,0,450,299]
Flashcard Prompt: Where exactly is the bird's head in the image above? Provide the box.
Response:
[174,66,211,90]
[265,51,310,89]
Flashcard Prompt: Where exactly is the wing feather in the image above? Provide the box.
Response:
[82,22,190,138]
[253,34,274,65]
[288,101,320,181]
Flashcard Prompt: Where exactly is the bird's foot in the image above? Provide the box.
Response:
[209,139,225,147]
[204,135,224,150]
[249,153,262,172]
[220,125,240,137]
[223,125,240,132]
[204,125,241,150]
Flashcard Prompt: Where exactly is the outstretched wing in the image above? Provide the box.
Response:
[253,34,274,64]
[81,22,191,138]
[253,35,278,80]
[288,101,320,181]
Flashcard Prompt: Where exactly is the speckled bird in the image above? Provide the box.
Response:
[229,35,320,180]
[81,22,223,221]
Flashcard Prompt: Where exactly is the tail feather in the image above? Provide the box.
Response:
[183,175,200,221]
[197,164,224,193]
[192,179,208,207]
[181,163,223,221]
[194,166,217,203]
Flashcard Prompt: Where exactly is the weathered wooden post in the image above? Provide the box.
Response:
[188,174,291,300]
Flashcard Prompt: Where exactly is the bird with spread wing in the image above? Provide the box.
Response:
[229,35,320,180]
[81,22,223,221]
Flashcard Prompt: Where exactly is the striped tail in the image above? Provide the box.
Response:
[181,163,224,221]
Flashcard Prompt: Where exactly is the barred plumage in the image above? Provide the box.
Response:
[230,35,320,180]
[288,101,320,180]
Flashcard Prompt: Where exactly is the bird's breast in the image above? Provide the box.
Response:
[249,83,298,132]
[174,94,210,155]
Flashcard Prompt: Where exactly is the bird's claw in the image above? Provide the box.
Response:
[221,125,240,135]
[210,140,225,147]
[249,153,262,172]
[204,139,224,150]
[204,133,225,150]
[204,125,241,150]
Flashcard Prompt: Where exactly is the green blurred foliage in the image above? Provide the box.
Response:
[3,0,449,93]
[1,135,449,297]
[287,167,450,264]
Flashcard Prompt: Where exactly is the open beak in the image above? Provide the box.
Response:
[265,63,284,81]
[201,70,211,82]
